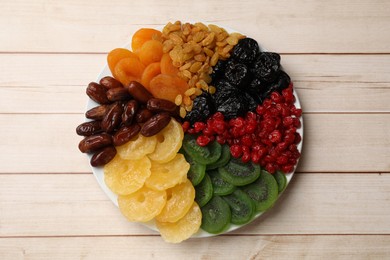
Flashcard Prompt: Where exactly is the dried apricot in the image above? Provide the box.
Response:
[132,28,162,53]
[145,153,189,191]
[114,57,146,86]
[155,179,195,223]
[118,186,167,222]
[141,62,161,90]
[116,132,157,160]
[104,155,151,195]
[149,74,189,103]
[160,53,179,75]
[148,118,183,163]
[107,48,138,77]
[138,40,164,66]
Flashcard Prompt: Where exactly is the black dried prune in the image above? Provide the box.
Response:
[185,93,215,125]
[212,80,239,106]
[251,52,281,82]
[216,95,248,120]
[224,62,250,88]
[231,38,260,64]
[211,59,227,82]
[260,70,291,101]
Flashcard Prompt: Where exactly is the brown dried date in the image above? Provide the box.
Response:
[126,81,153,103]
[85,104,111,120]
[90,146,117,167]
[141,112,171,137]
[135,108,154,123]
[76,120,102,136]
[99,76,123,89]
[78,133,112,153]
[113,124,141,146]
[147,98,177,113]
[106,87,132,102]
[86,82,110,104]
[122,100,139,126]
[101,102,123,133]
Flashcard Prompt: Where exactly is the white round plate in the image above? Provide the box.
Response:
[85,24,303,238]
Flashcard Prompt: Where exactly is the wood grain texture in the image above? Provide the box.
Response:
[1,174,389,237]
[0,0,389,53]
[1,235,390,260]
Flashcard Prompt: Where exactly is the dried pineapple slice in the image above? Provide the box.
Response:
[117,132,157,160]
[118,186,167,222]
[156,202,202,243]
[145,153,190,191]
[147,118,183,163]
[104,155,151,195]
[155,179,195,223]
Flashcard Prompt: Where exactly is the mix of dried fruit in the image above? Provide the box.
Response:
[76,21,302,243]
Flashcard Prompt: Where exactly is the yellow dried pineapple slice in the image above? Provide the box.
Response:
[147,118,183,163]
[155,179,195,223]
[104,155,151,195]
[116,132,157,160]
[145,153,190,191]
[118,186,167,222]
[156,202,202,243]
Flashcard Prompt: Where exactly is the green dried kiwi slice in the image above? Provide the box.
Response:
[183,134,222,165]
[195,174,213,207]
[206,144,231,170]
[208,169,236,196]
[273,170,287,193]
[182,149,206,186]
[222,189,255,225]
[218,158,260,186]
[242,170,279,213]
[200,195,231,234]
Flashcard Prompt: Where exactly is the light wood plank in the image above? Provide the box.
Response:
[1,54,390,113]
[0,0,389,53]
[0,174,389,236]
[1,235,390,260]
[1,113,389,173]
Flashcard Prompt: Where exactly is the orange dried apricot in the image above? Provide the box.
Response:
[114,57,146,86]
[107,48,138,77]
[160,53,179,76]
[131,28,162,53]
[148,74,189,103]
[141,62,161,90]
[138,40,164,66]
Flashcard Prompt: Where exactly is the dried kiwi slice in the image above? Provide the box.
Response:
[273,170,287,193]
[242,170,279,213]
[195,174,213,207]
[222,189,255,225]
[206,144,231,170]
[183,134,221,165]
[182,150,206,186]
[208,169,236,196]
[200,195,231,234]
[218,158,260,186]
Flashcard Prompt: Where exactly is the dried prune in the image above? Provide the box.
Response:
[216,95,248,120]
[185,93,215,124]
[260,70,291,100]
[211,60,227,82]
[231,38,260,64]
[251,52,281,82]
[212,80,239,106]
[224,62,250,88]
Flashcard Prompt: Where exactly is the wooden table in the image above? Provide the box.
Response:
[1,1,389,259]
